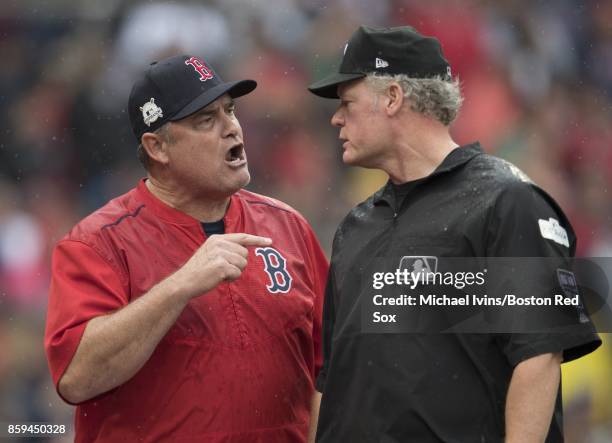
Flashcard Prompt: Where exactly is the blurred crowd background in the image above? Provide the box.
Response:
[0,0,611,441]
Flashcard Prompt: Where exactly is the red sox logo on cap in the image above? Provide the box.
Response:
[184,56,214,81]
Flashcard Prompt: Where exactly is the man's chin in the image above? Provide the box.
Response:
[342,153,367,167]
[212,170,250,198]
[342,152,358,165]
[232,170,251,192]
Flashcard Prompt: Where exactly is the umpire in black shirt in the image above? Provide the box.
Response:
[307,25,601,443]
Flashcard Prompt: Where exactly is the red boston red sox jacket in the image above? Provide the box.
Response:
[44,179,328,443]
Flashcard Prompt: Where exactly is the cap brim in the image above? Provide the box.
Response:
[308,72,365,98]
[171,79,257,121]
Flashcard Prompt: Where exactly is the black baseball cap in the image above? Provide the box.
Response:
[308,25,450,99]
[128,54,257,142]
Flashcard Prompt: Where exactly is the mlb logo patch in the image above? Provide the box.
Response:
[398,256,438,283]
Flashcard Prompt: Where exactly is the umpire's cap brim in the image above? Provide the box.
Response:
[308,72,365,99]
[171,79,257,121]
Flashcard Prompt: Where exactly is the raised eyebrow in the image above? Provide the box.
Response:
[192,100,235,119]
[192,108,216,119]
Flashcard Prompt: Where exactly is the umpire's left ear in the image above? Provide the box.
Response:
[383,82,404,117]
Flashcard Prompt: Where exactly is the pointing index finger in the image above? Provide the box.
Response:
[225,233,272,247]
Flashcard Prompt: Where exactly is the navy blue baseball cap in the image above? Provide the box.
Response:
[128,54,257,142]
[308,25,450,98]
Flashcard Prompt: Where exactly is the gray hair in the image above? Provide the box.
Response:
[365,73,463,126]
[137,123,172,170]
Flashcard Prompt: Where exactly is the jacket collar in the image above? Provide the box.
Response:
[373,142,483,206]
[136,179,243,227]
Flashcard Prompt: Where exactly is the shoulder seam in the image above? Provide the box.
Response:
[244,200,292,214]
[101,204,145,230]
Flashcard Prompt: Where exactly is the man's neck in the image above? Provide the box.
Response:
[145,177,230,222]
[384,119,459,184]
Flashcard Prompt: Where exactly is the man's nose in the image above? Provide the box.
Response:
[223,113,240,137]
[331,109,344,128]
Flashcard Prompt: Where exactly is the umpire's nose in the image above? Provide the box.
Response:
[331,107,345,128]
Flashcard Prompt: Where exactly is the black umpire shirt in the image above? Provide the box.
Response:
[315,143,601,443]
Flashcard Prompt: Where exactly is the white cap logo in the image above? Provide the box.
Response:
[343,43,349,55]
[375,58,389,69]
[140,98,163,127]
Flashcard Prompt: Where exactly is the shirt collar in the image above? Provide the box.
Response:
[373,142,483,206]
[136,178,243,227]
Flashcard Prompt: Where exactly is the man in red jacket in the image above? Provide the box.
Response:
[45,54,328,443]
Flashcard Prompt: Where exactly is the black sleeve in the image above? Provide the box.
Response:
[486,182,601,366]
[315,266,336,393]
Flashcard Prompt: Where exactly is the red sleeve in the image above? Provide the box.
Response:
[299,220,329,379]
[44,240,128,389]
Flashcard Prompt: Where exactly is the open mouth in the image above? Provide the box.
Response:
[225,143,246,166]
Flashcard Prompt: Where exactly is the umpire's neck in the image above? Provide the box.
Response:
[384,108,458,185]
